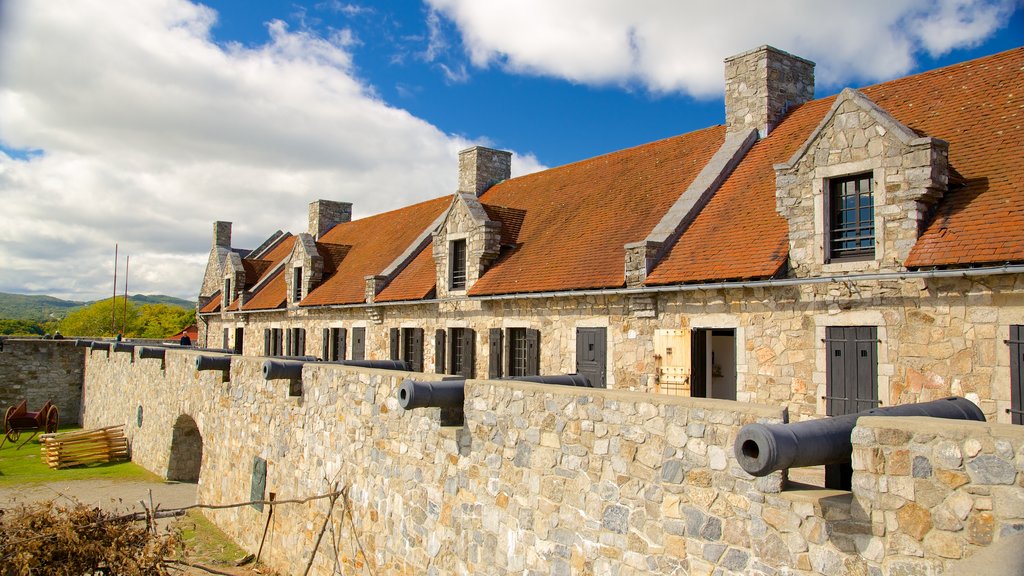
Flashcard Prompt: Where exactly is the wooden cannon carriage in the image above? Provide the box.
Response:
[2,400,59,448]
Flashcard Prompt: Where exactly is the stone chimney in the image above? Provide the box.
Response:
[213,221,231,248]
[724,45,814,137]
[308,200,352,239]
[458,146,512,196]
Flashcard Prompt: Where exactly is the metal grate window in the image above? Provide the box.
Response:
[450,328,465,374]
[450,239,467,290]
[292,267,303,302]
[829,174,874,261]
[509,328,529,377]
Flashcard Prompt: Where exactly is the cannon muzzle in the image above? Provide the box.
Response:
[137,346,167,360]
[196,355,232,372]
[262,359,310,380]
[338,359,411,371]
[397,378,465,410]
[735,396,984,478]
[510,373,592,387]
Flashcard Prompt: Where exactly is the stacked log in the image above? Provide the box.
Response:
[40,426,128,469]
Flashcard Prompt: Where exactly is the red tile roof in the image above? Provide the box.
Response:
[466,126,726,295]
[375,241,438,302]
[649,47,1024,284]
[242,268,286,311]
[299,196,450,306]
[199,292,221,314]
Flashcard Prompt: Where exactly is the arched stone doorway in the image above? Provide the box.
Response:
[167,414,203,483]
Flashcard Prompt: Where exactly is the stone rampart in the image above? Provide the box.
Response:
[0,338,84,425]
[81,350,1024,575]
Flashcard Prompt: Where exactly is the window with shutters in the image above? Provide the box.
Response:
[391,327,424,372]
[322,327,346,361]
[448,328,475,377]
[824,326,879,416]
[264,328,283,356]
[286,328,306,356]
[1010,325,1023,425]
[826,174,874,262]
[449,239,467,291]
[292,267,303,302]
[508,328,540,377]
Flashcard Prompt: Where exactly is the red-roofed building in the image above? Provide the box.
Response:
[197,45,1024,423]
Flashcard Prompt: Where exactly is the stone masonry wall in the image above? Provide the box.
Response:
[81,348,1024,575]
[205,273,1024,423]
[0,339,84,425]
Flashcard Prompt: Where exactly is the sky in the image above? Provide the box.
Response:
[0,0,1020,302]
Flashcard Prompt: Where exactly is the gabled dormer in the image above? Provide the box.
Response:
[774,88,948,277]
[432,146,511,298]
[284,233,323,306]
[222,250,245,312]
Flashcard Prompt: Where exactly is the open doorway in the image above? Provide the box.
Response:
[167,414,203,483]
[691,329,737,401]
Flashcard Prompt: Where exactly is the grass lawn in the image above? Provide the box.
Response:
[0,426,159,486]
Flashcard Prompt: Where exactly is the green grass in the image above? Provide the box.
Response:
[0,426,160,486]
[176,509,251,566]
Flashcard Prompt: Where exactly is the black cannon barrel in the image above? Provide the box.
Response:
[137,346,167,360]
[74,339,93,348]
[397,378,466,410]
[90,342,111,352]
[735,396,985,477]
[112,342,136,354]
[196,355,232,372]
[510,374,592,387]
[262,358,318,380]
[338,359,411,371]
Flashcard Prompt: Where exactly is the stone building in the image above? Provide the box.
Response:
[197,45,1024,425]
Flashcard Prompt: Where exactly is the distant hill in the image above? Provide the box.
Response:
[0,292,194,322]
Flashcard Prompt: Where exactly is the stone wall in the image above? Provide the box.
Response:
[204,272,1024,423]
[82,348,1024,575]
[0,338,84,425]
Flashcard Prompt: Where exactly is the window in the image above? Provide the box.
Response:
[286,328,306,356]
[223,279,232,305]
[508,328,540,377]
[448,328,475,377]
[263,328,283,356]
[825,325,878,490]
[292,267,303,302]
[1010,325,1023,425]
[449,239,467,290]
[827,174,874,261]
[322,328,346,361]
[234,327,244,354]
[390,328,424,372]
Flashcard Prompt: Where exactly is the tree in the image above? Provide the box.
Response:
[135,304,195,339]
[0,319,45,336]
[59,298,139,338]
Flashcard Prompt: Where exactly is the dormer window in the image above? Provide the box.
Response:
[223,279,232,305]
[450,239,467,291]
[292,267,303,302]
[827,174,874,262]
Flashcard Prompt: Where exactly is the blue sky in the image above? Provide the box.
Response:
[0,0,1020,301]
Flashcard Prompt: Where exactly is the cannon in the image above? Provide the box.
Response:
[510,373,591,387]
[337,359,411,371]
[734,396,984,487]
[261,357,319,380]
[397,378,465,410]
[112,342,136,354]
[89,341,111,352]
[137,346,167,360]
[74,339,93,348]
[195,355,232,372]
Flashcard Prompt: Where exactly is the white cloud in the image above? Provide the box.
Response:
[0,0,540,301]
[426,0,1018,96]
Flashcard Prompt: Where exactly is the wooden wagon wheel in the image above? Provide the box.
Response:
[3,405,13,435]
[44,406,59,434]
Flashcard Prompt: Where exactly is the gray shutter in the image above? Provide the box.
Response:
[435,330,446,373]
[264,329,271,356]
[526,329,540,376]
[488,328,503,379]
[297,329,306,356]
[352,327,365,360]
[389,328,400,360]
[461,329,475,378]
[338,328,347,362]
[223,328,229,350]
[285,329,293,356]
[412,328,424,372]
[322,328,330,360]
[826,326,878,416]
[1011,326,1023,425]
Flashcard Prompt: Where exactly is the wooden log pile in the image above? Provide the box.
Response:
[40,425,129,469]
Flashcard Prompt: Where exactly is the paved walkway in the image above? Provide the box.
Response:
[0,479,197,527]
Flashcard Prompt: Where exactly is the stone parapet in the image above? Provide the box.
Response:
[0,339,84,425]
